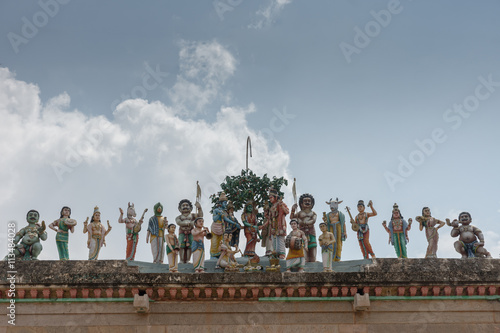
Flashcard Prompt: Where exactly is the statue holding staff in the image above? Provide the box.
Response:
[347,200,377,259]
[291,193,317,262]
[49,206,77,260]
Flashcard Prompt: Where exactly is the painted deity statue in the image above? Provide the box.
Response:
[266,188,289,259]
[382,203,412,258]
[216,233,240,270]
[291,193,317,262]
[192,217,210,273]
[349,200,377,259]
[260,201,273,256]
[175,199,203,264]
[10,210,47,260]
[166,224,180,272]
[210,192,228,258]
[449,212,492,258]
[285,219,308,272]
[241,201,260,257]
[224,202,242,248]
[416,207,445,258]
[318,222,335,272]
[322,198,347,261]
[118,203,147,261]
[146,202,166,264]
[83,206,112,260]
[49,206,77,260]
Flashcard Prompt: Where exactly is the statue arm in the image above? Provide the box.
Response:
[436,219,445,230]
[49,220,59,232]
[473,226,485,243]
[195,202,203,218]
[382,221,390,234]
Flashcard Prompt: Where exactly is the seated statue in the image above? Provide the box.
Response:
[449,212,492,258]
[10,210,47,260]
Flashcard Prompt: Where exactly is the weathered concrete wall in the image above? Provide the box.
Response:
[1,259,499,332]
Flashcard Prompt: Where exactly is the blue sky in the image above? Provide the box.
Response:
[1,0,499,262]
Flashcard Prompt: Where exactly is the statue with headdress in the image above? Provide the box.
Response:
[118,203,147,261]
[146,202,166,264]
[210,192,228,258]
[382,203,412,258]
[348,200,377,259]
[322,198,347,261]
[83,206,112,260]
[242,200,260,257]
[267,188,289,259]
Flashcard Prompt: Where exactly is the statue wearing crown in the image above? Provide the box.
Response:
[83,206,112,260]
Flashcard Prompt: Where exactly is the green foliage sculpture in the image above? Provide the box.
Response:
[210,169,288,224]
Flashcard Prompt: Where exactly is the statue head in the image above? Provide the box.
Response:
[319,222,327,232]
[227,202,235,213]
[244,201,254,213]
[357,200,365,213]
[422,207,431,217]
[194,217,204,228]
[391,203,403,220]
[326,198,343,214]
[269,188,279,203]
[290,219,298,230]
[26,209,40,224]
[91,206,101,222]
[154,202,163,217]
[167,224,176,233]
[299,193,315,210]
[459,212,472,225]
[127,202,136,218]
[178,199,193,214]
[60,206,71,218]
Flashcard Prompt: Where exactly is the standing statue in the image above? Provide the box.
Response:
[322,198,347,261]
[83,206,112,260]
[448,212,492,258]
[224,202,242,248]
[260,201,273,256]
[210,192,228,258]
[146,202,166,264]
[382,203,412,258]
[285,219,308,272]
[192,217,210,273]
[49,206,77,260]
[9,210,47,260]
[166,224,180,272]
[416,207,445,258]
[268,188,289,259]
[318,222,335,272]
[175,199,203,264]
[118,203,147,261]
[241,201,260,257]
[347,200,377,259]
[291,193,317,262]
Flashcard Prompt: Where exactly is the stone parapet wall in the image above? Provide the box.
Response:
[1,259,499,332]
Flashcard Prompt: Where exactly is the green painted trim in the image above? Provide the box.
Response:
[0,298,142,303]
[259,296,500,302]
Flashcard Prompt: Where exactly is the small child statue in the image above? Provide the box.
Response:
[166,224,180,272]
[318,222,335,272]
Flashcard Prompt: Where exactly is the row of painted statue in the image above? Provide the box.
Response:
[6,191,492,272]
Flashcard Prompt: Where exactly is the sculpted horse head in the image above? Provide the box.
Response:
[127,202,137,219]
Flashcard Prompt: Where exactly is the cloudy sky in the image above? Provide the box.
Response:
[1,0,499,262]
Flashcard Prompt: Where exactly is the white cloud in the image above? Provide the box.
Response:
[168,40,236,115]
[249,0,292,30]
[0,41,291,262]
